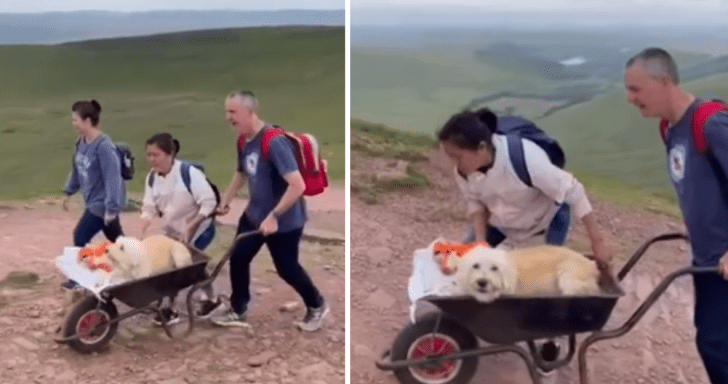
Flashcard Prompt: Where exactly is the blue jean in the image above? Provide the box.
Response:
[73,209,123,247]
[462,203,571,246]
[693,272,728,383]
[229,214,323,314]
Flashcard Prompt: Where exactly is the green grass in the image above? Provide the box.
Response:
[352,42,728,203]
[351,118,437,161]
[573,172,682,218]
[351,48,563,135]
[0,27,344,200]
[351,119,434,204]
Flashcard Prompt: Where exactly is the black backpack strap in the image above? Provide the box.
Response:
[506,134,532,187]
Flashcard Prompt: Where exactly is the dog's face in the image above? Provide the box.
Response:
[456,246,516,303]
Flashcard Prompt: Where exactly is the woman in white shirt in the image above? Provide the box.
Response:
[437,108,613,269]
[141,133,221,325]
[438,108,614,374]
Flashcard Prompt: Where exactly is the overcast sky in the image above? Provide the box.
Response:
[352,0,728,27]
[353,0,727,11]
[0,0,344,13]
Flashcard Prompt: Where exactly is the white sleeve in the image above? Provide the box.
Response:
[521,139,593,219]
[140,172,157,219]
[453,167,485,216]
[187,166,217,217]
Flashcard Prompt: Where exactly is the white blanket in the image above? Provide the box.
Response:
[55,246,126,296]
[406,245,461,322]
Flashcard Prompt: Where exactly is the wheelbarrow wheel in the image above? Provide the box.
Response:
[391,312,478,384]
[61,295,118,354]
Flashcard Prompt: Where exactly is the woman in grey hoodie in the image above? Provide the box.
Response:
[61,100,126,290]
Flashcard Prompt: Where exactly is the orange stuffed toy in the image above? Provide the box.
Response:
[77,242,114,273]
[433,241,490,275]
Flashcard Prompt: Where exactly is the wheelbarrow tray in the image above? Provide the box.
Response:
[100,250,210,308]
[422,272,624,344]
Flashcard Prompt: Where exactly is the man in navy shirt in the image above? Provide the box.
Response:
[211,91,328,332]
[625,47,728,383]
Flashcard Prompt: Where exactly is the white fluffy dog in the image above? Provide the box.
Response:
[105,235,193,282]
[455,245,600,303]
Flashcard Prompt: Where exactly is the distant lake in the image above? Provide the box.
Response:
[560,56,587,66]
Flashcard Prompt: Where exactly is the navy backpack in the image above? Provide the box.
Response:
[478,111,566,187]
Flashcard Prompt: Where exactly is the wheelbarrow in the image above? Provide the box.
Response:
[53,230,259,354]
[375,232,718,384]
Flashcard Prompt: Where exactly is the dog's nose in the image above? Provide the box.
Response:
[477,279,488,288]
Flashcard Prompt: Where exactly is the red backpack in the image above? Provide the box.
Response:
[238,126,329,196]
[659,99,728,154]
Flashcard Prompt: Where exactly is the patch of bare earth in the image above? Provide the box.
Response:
[0,190,344,384]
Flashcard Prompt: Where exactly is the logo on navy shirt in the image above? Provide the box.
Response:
[245,152,259,176]
[669,144,686,182]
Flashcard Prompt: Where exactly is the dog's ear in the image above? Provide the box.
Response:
[496,251,518,293]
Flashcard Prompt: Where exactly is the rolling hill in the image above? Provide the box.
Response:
[0,26,345,199]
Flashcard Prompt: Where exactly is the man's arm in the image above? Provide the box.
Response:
[703,111,728,278]
[272,170,306,218]
[217,170,245,215]
[259,170,305,235]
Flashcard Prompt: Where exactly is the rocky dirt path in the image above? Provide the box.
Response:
[0,188,345,384]
[350,150,710,384]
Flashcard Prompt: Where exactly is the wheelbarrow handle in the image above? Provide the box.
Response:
[617,232,689,281]
[579,264,719,384]
[207,229,262,280]
[180,229,262,339]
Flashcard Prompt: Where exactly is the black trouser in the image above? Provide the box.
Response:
[694,272,728,383]
[229,215,323,314]
[73,209,123,246]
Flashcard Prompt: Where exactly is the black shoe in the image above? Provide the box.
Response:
[196,298,223,319]
[540,340,560,363]
[61,279,81,291]
[152,308,180,326]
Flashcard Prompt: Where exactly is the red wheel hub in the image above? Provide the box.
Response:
[408,334,461,382]
[78,311,109,341]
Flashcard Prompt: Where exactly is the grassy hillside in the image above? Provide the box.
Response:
[352,42,728,200]
[351,118,682,216]
[0,27,345,200]
[351,48,565,134]
[538,73,728,197]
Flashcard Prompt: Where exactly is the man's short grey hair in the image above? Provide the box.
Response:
[227,90,258,111]
[626,48,680,84]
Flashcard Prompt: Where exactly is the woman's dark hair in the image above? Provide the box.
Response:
[146,133,180,157]
[437,108,497,150]
[71,100,102,126]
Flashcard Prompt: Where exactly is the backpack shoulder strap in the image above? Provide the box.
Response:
[180,161,193,194]
[260,126,286,160]
[659,118,669,144]
[692,100,728,155]
[505,134,532,187]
